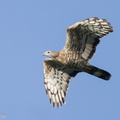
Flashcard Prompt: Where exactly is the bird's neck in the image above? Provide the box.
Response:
[51,51,59,58]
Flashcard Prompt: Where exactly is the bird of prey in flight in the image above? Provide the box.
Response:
[43,17,113,108]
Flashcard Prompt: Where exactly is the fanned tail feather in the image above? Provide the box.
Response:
[84,64,111,80]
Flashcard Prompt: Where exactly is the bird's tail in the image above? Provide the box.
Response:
[84,64,111,80]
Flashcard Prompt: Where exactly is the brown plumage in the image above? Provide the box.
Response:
[43,17,113,108]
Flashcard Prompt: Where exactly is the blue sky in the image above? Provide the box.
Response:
[0,0,120,120]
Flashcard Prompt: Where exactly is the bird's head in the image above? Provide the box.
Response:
[43,51,59,58]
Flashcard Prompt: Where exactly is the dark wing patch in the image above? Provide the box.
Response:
[43,59,78,107]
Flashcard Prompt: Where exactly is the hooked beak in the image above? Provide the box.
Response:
[43,52,47,56]
[42,53,45,56]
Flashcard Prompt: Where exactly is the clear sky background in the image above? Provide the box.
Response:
[0,0,120,120]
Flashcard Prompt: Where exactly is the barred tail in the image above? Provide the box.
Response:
[84,64,111,80]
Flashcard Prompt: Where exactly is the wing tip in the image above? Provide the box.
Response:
[47,90,67,108]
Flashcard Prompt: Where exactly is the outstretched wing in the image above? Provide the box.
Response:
[43,59,78,108]
[64,17,113,61]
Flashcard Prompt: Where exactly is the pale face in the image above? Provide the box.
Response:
[43,51,59,58]
[43,51,53,57]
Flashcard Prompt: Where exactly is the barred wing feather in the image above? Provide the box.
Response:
[64,17,113,61]
[44,58,78,107]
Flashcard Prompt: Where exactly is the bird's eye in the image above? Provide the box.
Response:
[47,52,50,53]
